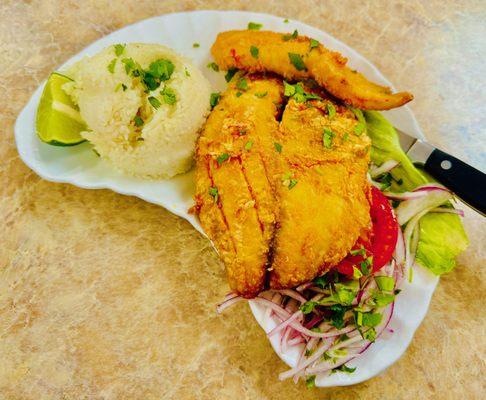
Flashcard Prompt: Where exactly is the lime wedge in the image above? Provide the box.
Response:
[36,72,87,146]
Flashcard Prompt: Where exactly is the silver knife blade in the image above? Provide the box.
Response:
[395,128,435,165]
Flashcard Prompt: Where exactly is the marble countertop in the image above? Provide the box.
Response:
[1,1,484,399]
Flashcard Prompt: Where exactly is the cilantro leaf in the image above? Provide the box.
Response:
[216,153,230,165]
[329,304,347,329]
[283,30,298,41]
[354,122,366,136]
[250,46,259,59]
[193,43,200,48]
[225,68,238,82]
[148,59,175,82]
[133,116,144,127]
[274,142,283,153]
[288,53,307,71]
[255,92,267,98]
[310,38,320,49]
[114,44,125,57]
[248,22,263,30]
[305,375,316,389]
[335,364,356,374]
[207,62,219,72]
[283,81,296,97]
[244,141,253,151]
[236,77,248,91]
[107,58,117,74]
[210,92,221,109]
[148,96,161,109]
[375,276,395,291]
[323,128,335,149]
[300,301,317,314]
[160,86,176,105]
[209,187,218,202]
[288,179,298,189]
[326,103,336,119]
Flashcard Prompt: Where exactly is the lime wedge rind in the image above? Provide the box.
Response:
[36,72,87,146]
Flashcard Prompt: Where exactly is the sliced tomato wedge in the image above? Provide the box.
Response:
[335,186,398,275]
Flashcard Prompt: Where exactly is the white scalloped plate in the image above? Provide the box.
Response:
[14,10,438,387]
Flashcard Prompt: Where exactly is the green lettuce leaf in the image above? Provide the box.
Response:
[363,111,468,275]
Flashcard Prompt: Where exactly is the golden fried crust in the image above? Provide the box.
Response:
[268,98,371,288]
[211,30,413,110]
[195,76,283,298]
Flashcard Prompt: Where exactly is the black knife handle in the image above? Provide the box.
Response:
[424,148,486,216]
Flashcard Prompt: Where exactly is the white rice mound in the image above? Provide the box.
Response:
[63,43,211,178]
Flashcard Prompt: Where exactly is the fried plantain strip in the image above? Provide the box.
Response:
[211,30,413,110]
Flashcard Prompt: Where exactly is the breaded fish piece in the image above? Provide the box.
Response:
[195,75,283,297]
[268,97,371,288]
[211,30,413,110]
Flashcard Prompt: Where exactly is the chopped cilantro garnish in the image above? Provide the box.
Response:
[274,142,282,153]
[244,141,253,151]
[192,43,200,48]
[283,81,321,103]
[343,132,350,141]
[326,103,336,119]
[335,364,356,374]
[184,68,190,77]
[352,266,363,279]
[225,68,238,82]
[114,44,125,57]
[305,375,316,389]
[300,301,317,314]
[115,82,127,92]
[375,276,395,291]
[254,92,267,98]
[236,77,248,91]
[148,59,175,82]
[283,18,289,23]
[207,62,219,72]
[354,122,366,136]
[360,257,373,275]
[283,81,296,97]
[350,248,366,256]
[210,92,221,109]
[122,57,140,75]
[378,172,393,191]
[283,29,298,41]
[369,291,395,307]
[216,153,230,165]
[248,22,263,30]
[329,304,347,329]
[134,116,144,127]
[288,179,298,189]
[323,128,335,149]
[313,275,327,289]
[363,327,377,342]
[250,45,259,59]
[310,38,320,49]
[356,311,382,328]
[160,86,176,105]
[209,187,218,202]
[107,58,117,73]
[236,91,243,97]
[148,96,161,109]
[288,53,307,71]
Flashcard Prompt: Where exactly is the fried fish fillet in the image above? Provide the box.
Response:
[268,96,371,289]
[195,75,283,298]
[196,75,372,297]
[211,30,413,110]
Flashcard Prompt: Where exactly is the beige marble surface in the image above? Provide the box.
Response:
[1,1,485,399]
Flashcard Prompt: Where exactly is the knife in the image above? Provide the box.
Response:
[396,128,486,216]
